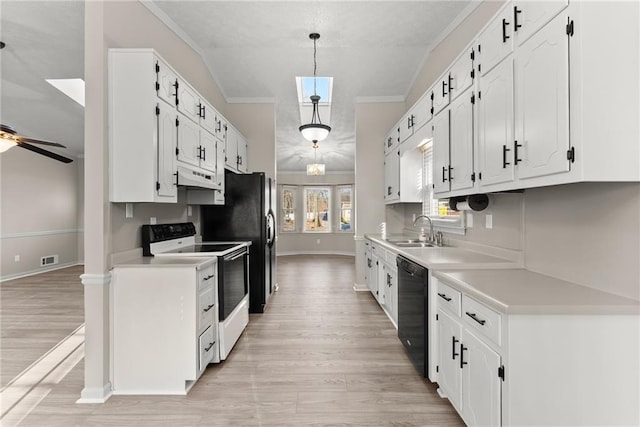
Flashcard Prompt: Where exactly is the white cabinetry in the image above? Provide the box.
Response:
[225,124,248,174]
[365,238,399,327]
[109,50,178,203]
[383,150,400,203]
[384,127,400,154]
[478,4,514,77]
[384,129,425,205]
[512,0,568,46]
[111,259,219,395]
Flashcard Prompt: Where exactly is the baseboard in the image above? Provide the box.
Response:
[0,261,83,283]
[77,382,113,403]
[353,282,369,292]
[277,251,355,257]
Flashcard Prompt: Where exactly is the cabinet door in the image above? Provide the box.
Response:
[215,114,227,144]
[198,286,215,333]
[384,129,397,154]
[370,254,380,300]
[514,11,570,180]
[478,6,514,76]
[450,47,475,101]
[200,100,217,135]
[237,134,248,173]
[478,57,515,188]
[449,91,475,192]
[437,309,463,412]
[432,112,450,194]
[461,329,502,427]
[412,93,432,132]
[156,101,177,199]
[215,139,225,188]
[176,79,200,124]
[156,58,177,107]
[176,113,201,168]
[200,129,217,174]
[376,261,385,305]
[399,112,414,143]
[432,73,450,115]
[225,126,238,171]
[384,150,400,202]
[513,0,568,46]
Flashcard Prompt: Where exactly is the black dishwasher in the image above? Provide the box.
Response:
[397,255,429,377]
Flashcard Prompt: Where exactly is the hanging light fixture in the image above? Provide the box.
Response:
[299,33,331,143]
[306,141,326,176]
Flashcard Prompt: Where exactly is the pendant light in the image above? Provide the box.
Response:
[299,33,331,143]
[306,141,326,176]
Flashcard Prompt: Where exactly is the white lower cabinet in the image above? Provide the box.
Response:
[111,259,218,395]
[365,238,398,327]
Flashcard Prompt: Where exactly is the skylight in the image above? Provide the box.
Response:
[46,78,85,107]
[296,76,333,104]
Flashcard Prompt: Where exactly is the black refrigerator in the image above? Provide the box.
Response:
[201,171,276,313]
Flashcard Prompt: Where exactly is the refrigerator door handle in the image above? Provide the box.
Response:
[266,209,276,247]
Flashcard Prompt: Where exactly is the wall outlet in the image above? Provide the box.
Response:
[14,255,20,262]
[467,213,473,228]
[485,214,493,229]
[150,217,157,225]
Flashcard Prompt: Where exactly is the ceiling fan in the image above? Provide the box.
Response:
[0,124,73,163]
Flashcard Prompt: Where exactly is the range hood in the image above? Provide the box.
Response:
[176,164,219,190]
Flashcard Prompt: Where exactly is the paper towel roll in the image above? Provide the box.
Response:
[455,200,471,211]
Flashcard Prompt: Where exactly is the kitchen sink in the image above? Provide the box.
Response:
[393,242,434,248]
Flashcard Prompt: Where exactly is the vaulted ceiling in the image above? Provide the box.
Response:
[1,1,474,173]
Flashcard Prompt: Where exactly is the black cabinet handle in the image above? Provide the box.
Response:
[387,273,392,287]
[466,311,487,325]
[452,336,459,360]
[387,186,392,196]
[442,80,448,96]
[203,303,215,313]
[202,105,206,119]
[438,292,452,302]
[203,274,214,281]
[514,6,522,31]
[502,145,511,168]
[514,140,522,165]
[173,172,178,186]
[460,344,468,368]
[502,18,510,43]
[448,165,454,181]
[448,74,454,92]
[173,80,179,105]
[442,166,447,182]
[205,341,215,352]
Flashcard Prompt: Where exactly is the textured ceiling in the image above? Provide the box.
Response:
[0,1,473,172]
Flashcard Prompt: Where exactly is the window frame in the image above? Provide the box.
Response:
[280,185,298,233]
[303,186,332,233]
[335,184,354,233]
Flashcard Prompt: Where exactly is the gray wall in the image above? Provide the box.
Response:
[1,147,81,280]
[277,172,355,255]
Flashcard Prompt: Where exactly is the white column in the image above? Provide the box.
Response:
[78,0,112,403]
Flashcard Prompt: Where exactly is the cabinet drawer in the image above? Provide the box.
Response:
[198,325,216,372]
[386,250,398,266]
[437,281,462,317]
[461,296,502,346]
[198,263,216,291]
[198,286,215,332]
[372,244,385,259]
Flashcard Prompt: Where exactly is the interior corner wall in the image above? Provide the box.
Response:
[0,147,80,280]
[225,103,276,178]
[406,0,505,107]
[102,0,224,258]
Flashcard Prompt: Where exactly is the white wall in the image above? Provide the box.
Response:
[277,172,355,255]
[0,147,81,280]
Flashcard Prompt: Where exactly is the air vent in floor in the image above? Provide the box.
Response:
[41,255,59,266]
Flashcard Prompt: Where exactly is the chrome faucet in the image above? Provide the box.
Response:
[413,215,434,242]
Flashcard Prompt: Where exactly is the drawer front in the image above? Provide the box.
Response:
[198,325,216,372]
[372,244,385,259]
[198,286,215,332]
[385,249,398,266]
[437,280,462,317]
[198,263,216,291]
[462,296,502,346]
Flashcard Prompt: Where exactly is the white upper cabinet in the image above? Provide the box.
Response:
[156,100,178,200]
[432,71,451,116]
[411,92,433,133]
[478,4,514,77]
[199,129,217,174]
[449,91,475,193]
[384,149,400,203]
[156,60,178,107]
[398,112,414,144]
[176,78,201,124]
[199,99,217,135]
[384,127,399,154]
[477,57,515,189]
[513,0,569,46]
[177,112,201,168]
[432,110,450,195]
[449,47,475,102]
[514,11,570,181]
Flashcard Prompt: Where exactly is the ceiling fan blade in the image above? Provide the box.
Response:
[20,136,66,148]
[16,142,73,163]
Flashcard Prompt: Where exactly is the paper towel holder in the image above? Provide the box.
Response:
[449,194,489,212]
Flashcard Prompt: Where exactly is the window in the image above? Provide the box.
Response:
[422,143,465,233]
[337,185,353,232]
[296,76,333,104]
[304,187,331,232]
[281,186,297,232]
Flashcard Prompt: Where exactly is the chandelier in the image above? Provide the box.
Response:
[306,141,325,176]
[299,33,331,143]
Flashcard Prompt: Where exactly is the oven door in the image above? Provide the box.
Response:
[218,247,249,321]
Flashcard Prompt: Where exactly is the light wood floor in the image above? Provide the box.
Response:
[10,256,463,426]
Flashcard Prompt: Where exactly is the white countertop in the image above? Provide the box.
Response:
[365,234,520,270]
[435,269,640,315]
[113,256,216,268]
